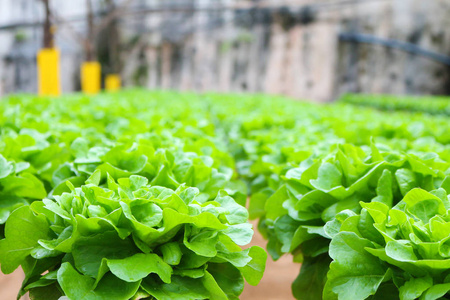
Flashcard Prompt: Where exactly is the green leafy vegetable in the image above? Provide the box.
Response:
[0,176,266,299]
[325,187,450,299]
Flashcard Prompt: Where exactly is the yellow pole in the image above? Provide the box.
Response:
[105,74,121,92]
[81,61,101,94]
[37,48,60,96]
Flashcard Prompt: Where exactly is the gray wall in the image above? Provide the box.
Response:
[0,0,449,101]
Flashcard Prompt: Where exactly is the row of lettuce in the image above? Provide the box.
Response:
[0,92,265,300]
[340,93,450,116]
[0,90,449,300]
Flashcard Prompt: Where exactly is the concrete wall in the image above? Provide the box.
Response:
[334,0,450,98]
[0,0,449,101]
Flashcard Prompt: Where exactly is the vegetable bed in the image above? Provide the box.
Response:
[0,90,449,300]
[340,94,450,116]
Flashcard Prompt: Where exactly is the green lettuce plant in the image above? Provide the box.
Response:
[325,183,450,299]
[340,93,450,116]
[253,143,450,299]
[0,154,46,238]
[56,141,245,204]
[2,90,450,300]
[0,172,266,300]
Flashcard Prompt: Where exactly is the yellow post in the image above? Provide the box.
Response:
[37,48,61,96]
[105,74,121,92]
[81,61,101,94]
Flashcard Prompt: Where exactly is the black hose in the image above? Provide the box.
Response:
[339,32,450,66]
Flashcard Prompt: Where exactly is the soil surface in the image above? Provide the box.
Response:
[241,221,298,300]
[0,269,24,300]
[0,221,298,300]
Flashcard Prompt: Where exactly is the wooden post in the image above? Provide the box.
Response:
[81,0,101,94]
[42,0,54,48]
[38,0,60,96]
[85,0,95,62]
[103,0,122,91]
